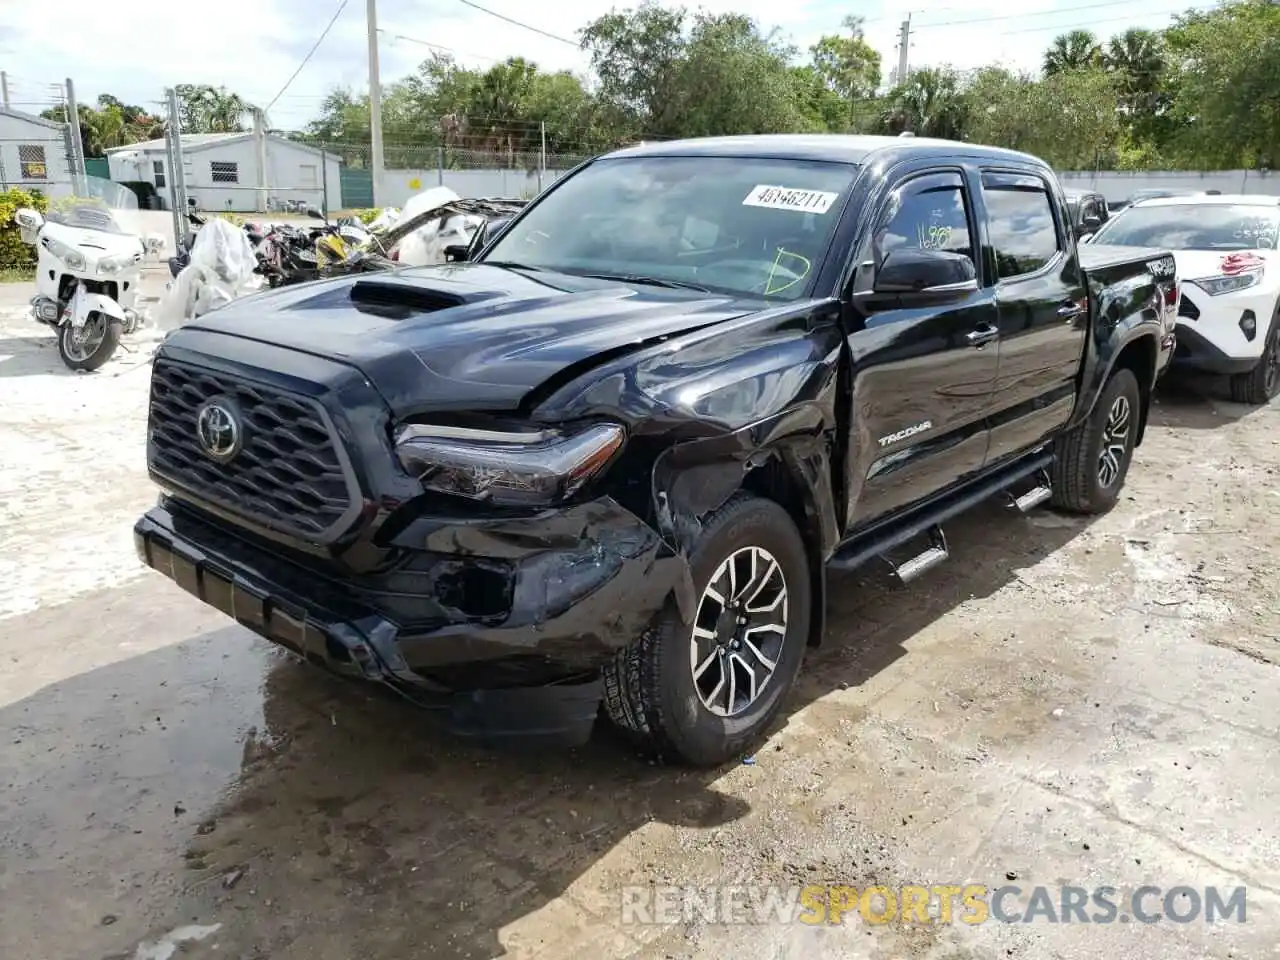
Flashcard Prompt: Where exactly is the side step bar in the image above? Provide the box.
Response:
[891,525,949,584]
[1007,468,1053,514]
[829,450,1055,577]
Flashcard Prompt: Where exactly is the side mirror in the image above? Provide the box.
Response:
[14,207,44,231]
[1081,214,1102,233]
[468,216,511,259]
[305,206,325,220]
[871,248,977,298]
[443,244,470,263]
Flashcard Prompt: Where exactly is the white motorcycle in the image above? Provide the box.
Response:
[12,188,164,372]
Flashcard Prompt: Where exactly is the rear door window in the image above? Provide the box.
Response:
[981,172,1062,279]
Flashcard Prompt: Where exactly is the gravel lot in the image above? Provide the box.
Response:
[1,278,1278,960]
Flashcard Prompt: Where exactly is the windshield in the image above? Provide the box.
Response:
[46,176,139,234]
[1092,204,1280,251]
[480,156,858,300]
[47,203,129,234]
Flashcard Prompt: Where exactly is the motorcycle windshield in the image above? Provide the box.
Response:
[46,176,140,235]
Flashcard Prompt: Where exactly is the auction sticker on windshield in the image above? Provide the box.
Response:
[743,185,840,215]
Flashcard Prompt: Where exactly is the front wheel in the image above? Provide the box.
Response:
[602,494,812,767]
[1050,367,1141,514]
[1229,312,1280,405]
[57,314,122,372]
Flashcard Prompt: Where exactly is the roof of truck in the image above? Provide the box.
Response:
[605,134,1047,168]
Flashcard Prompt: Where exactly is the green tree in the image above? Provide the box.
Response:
[174,84,253,133]
[879,67,969,139]
[1043,30,1102,75]
[808,15,882,123]
[579,1,687,134]
[40,94,165,157]
[965,66,1121,168]
[664,12,809,137]
[1162,0,1280,169]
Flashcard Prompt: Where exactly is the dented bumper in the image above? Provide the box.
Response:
[134,496,684,745]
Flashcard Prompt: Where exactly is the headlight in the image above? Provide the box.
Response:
[1190,271,1262,296]
[97,254,136,274]
[42,236,86,271]
[393,422,625,506]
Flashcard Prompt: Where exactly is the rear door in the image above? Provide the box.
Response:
[843,166,1001,526]
[977,169,1089,465]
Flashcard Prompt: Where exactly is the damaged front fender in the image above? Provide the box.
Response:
[534,301,847,638]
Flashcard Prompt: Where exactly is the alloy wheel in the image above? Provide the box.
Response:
[62,317,106,362]
[1097,394,1131,488]
[689,545,789,717]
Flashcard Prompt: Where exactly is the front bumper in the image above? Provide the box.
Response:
[1171,323,1261,375]
[134,497,684,746]
[1172,287,1276,375]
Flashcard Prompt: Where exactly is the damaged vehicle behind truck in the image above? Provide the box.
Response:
[135,135,1179,767]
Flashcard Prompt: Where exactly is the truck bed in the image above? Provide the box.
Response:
[1079,243,1171,273]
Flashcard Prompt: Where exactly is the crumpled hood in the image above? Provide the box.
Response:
[173,263,756,414]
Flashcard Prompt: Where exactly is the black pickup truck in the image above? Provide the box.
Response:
[135,135,1178,767]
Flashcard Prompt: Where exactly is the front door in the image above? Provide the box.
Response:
[843,168,1001,527]
[976,170,1090,465]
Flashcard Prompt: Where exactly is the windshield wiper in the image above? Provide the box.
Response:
[581,272,711,293]
[483,260,545,272]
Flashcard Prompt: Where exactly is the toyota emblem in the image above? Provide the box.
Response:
[195,398,243,462]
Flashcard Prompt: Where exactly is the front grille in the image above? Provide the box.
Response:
[1178,296,1200,321]
[148,359,355,540]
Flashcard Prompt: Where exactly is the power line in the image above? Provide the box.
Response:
[991,4,1217,36]
[450,0,580,46]
[380,29,505,64]
[913,0,1195,29]
[265,0,351,113]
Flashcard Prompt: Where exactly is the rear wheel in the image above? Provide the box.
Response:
[1051,367,1141,515]
[602,494,811,767]
[57,313,122,372]
[1229,312,1280,405]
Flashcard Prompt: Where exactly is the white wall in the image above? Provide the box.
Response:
[0,113,73,199]
[108,138,342,213]
[1059,169,1280,203]
[378,168,568,207]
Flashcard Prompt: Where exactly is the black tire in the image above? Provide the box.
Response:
[1050,367,1141,515]
[1228,311,1280,405]
[601,494,811,767]
[57,315,122,373]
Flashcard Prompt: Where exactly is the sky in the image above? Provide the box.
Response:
[0,0,1212,133]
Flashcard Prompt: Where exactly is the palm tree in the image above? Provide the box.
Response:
[174,84,253,133]
[1043,30,1102,75]
[880,67,968,139]
[1103,28,1164,113]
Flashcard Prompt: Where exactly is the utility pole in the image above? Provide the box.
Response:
[366,0,384,206]
[252,106,268,213]
[896,16,912,86]
[1,72,10,110]
[165,87,190,239]
[538,120,546,193]
[64,78,86,193]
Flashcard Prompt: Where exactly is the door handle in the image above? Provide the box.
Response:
[1058,298,1087,319]
[965,323,999,348]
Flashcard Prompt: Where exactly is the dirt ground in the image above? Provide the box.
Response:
[1,281,1278,960]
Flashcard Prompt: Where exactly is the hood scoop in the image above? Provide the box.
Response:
[349,277,468,317]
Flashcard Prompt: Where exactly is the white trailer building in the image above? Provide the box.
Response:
[0,107,74,199]
[106,131,342,213]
